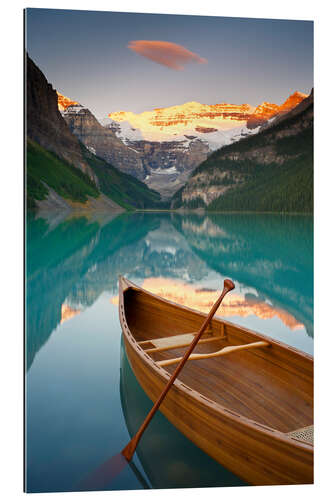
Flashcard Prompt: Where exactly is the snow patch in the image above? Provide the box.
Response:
[63,104,86,114]
[87,146,96,155]
[153,166,178,175]
[102,118,143,142]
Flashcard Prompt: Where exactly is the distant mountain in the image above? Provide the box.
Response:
[57,96,211,198]
[104,119,262,199]
[106,93,307,143]
[107,101,256,141]
[172,90,313,213]
[105,102,260,197]
[116,137,211,199]
[105,113,258,152]
[101,93,307,197]
[26,55,162,210]
[54,88,308,200]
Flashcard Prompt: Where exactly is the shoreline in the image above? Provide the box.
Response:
[27,207,313,216]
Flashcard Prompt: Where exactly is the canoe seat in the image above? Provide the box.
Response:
[287,425,313,445]
[138,333,225,354]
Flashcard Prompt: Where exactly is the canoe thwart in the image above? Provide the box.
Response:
[157,340,271,367]
[287,425,313,445]
[139,332,226,353]
[139,333,195,348]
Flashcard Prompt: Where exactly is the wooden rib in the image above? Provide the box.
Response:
[157,341,270,367]
[145,335,226,354]
[138,340,154,346]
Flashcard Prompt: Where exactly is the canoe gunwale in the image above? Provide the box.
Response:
[118,276,313,452]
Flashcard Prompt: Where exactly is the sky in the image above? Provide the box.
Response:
[26,8,313,119]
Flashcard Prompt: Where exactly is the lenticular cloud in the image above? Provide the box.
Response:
[128,40,207,70]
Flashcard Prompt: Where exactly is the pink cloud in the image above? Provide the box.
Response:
[128,40,207,70]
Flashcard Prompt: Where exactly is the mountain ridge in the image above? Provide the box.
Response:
[106,91,308,141]
[171,90,313,213]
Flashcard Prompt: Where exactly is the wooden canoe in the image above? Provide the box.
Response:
[118,276,313,486]
[120,338,246,488]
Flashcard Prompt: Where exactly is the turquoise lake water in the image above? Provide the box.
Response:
[25,211,313,492]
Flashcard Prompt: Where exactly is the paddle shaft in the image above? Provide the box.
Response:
[122,279,235,461]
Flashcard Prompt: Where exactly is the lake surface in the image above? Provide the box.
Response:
[25,211,313,492]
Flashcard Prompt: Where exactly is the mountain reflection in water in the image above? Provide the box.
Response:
[25,210,313,492]
[111,277,304,330]
[26,211,313,371]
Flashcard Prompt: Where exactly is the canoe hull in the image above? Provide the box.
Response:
[124,335,312,486]
[119,278,313,486]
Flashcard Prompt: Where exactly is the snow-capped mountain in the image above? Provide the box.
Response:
[103,116,260,152]
[56,91,308,199]
[104,91,307,155]
[106,101,256,145]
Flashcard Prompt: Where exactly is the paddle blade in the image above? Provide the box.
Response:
[122,437,138,462]
[77,452,128,491]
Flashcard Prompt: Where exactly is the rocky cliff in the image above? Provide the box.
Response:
[123,137,210,199]
[104,121,255,198]
[26,54,94,178]
[61,103,146,178]
[173,90,313,212]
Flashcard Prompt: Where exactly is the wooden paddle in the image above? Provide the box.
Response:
[122,278,235,462]
[77,279,235,489]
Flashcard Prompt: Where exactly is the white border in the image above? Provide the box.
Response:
[0,1,331,499]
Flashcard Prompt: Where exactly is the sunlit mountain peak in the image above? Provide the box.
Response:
[57,92,80,111]
[108,100,255,141]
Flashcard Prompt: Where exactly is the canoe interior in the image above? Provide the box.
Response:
[124,287,313,434]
